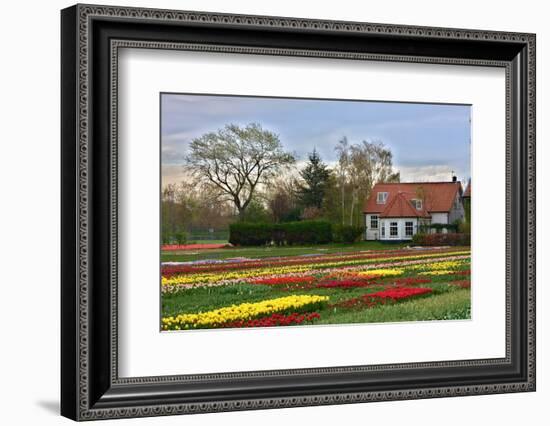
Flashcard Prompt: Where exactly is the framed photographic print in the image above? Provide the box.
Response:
[61,4,536,421]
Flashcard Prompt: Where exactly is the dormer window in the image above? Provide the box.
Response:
[377,192,388,204]
[411,199,423,210]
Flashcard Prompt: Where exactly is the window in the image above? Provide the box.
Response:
[405,221,414,236]
[390,221,398,237]
[370,215,378,229]
[411,199,422,210]
[381,223,385,237]
[377,192,388,204]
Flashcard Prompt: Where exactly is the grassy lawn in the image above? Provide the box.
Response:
[315,289,470,324]
[161,240,409,262]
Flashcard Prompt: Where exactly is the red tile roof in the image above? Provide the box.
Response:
[379,192,429,218]
[363,182,462,218]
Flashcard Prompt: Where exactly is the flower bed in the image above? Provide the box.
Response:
[333,287,433,310]
[161,253,471,291]
[355,268,404,278]
[161,247,459,276]
[251,276,316,286]
[393,277,433,286]
[223,312,321,328]
[161,294,329,330]
[161,250,470,282]
[418,270,454,276]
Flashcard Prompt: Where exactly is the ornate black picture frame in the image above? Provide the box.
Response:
[61,4,536,421]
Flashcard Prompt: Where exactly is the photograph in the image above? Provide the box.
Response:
[159,94,472,331]
[57,3,536,420]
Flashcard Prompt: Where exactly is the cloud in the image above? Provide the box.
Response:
[161,165,187,186]
[397,164,467,183]
[160,94,471,182]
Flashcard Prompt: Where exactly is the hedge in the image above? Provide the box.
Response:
[282,221,332,245]
[411,232,470,246]
[228,223,273,246]
[333,225,365,243]
[229,220,332,246]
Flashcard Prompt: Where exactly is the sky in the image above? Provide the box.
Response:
[161,93,471,186]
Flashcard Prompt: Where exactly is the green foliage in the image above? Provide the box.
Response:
[458,221,471,234]
[411,232,428,246]
[228,222,273,246]
[173,230,188,245]
[297,149,331,209]
[229,220,333,246]
[241,198,270,223]
[463,197,471,223]
[333,224,365,243]
[282,220,333,245]
[280,207,302,223]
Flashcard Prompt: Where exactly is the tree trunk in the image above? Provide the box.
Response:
[341,179,345,226]
[349,192,356,226]
[237,207,246,222]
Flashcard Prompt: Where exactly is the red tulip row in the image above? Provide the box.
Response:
[222,312,321,328]
[333,287,433,309]
[250,276,317,286]
[393,277,433,286]
[316,279,377,289]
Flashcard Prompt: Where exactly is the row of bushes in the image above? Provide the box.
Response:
[229,221,364,246]
[411,232,470,246]
[419,223,459,233]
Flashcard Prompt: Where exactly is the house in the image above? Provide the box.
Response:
[463,179,471,200]
[363,178,465,241]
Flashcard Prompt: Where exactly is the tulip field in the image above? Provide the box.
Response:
[160,244,471,331]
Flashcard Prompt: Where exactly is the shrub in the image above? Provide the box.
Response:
[174,230,188,245]
[411,232,470,246]
[229,220,333,246]
[282,220,332,245]
[333,225,365,243]
[458,221,471,234]
[228,222,273,246]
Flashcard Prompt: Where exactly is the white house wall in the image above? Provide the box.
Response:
[448,192,466,223]
[430,212,449,224]
[378,218,418,241]
[365,214,380,240]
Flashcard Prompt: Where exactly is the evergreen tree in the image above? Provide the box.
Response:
[297,149,331,209]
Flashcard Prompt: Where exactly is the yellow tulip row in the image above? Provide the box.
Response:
[356,268,404,277]
[406,259,469,271]
[418,270,455,276]
[161,294,329,330]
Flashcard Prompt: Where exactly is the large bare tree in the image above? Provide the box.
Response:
[186,123,295,220]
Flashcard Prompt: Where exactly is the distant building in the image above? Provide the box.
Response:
[363,178,465,241]
[463,179,471,200]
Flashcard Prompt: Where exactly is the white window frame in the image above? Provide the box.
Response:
[405,221,414,236]
[381,222,385,237]
[411,199,423,210]
[377,192,388,204]
[370,215,379,229]
[390,221,398,238]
